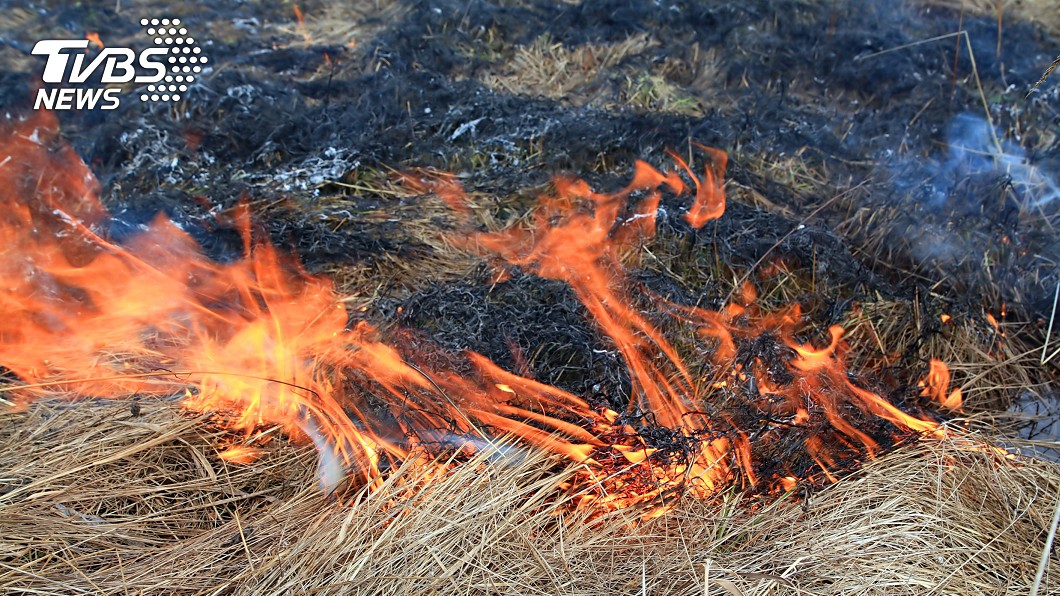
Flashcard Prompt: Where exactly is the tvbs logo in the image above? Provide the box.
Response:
[32,18,206,110]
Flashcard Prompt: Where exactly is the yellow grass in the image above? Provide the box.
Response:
[1,397,1058,594]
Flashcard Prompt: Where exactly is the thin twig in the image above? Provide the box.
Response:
[960,29,1002,154]
[1027,55,1060,98]
[404,360,486,438]
[0,369,322,401]
[995,0,1002,60]
[856,30,1001,154]
[1043,284,1060,365]
[704,560,711,596]
[1030,487,1060,596]
[233,509,256,573]
[1046,344,1060,367]
[853,32,963,62]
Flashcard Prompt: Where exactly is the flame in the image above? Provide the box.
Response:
[470,159,697,432]
[919,359,963,410]
[670,143,727,228]
[467,146,952,498]
[0,113,380,490]
[85,32,104,49]
[219,445,265,464]
[0,113,963,514]
[292,4,311,44]
[397,169,470,214]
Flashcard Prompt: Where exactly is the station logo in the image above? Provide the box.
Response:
[31,17,207,110]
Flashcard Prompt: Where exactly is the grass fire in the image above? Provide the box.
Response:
[0,1,1058,594]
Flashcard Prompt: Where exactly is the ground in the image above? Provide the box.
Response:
[0,0,1059,594]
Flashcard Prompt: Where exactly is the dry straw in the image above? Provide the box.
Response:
[2,396,1059,595]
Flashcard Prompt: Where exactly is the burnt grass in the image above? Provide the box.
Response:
[0,0,1058,487]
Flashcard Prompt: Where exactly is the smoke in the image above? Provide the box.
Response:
[875,111,1060,269]
[928,113,1059,208]
[298,413,348,494]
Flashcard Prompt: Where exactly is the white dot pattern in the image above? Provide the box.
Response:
[139,16,206,104]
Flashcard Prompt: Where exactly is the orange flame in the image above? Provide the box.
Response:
[670,144,726,228]
[470,157,701,433]
[0,114,958,513]
[919,359,963,410]
[85,32,104,49]
[397,169,470,214]
[219,445,265,464]
[467,146,950,496]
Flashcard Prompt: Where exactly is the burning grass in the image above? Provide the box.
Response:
[3,109,961,500]
[2,397,1059,594]
[2,103,1058,592]
[1,1,1059,589]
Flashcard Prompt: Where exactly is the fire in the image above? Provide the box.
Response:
[0,112,381,488]
[85,32,104,49]
[0,112,961,514]
[218,445,266,465]
[467,150,949,495]
[919,359,963,410]
[672,144,727,228]
[396,169,470,215]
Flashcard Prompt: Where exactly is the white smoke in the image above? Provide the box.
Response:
[298,413,348,494]
[936,113,1059,207]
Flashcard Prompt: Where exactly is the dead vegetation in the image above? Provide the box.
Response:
[0,0,1058,594]
[480,33,714,116]
[1030,54,1060,95]
[914,0,1060,38]
[1,397,1058,595]
[482,33,656,98]
[271,0,407,60]
[845,298,1057,412]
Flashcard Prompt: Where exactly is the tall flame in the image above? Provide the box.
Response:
[0,112,957,510]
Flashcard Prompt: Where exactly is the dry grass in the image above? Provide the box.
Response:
[0,7,43,73]
[1,4,1056,589]
[273,0,406,49]
[2,395,1059,595]
[844,298,1057,412]
[623,72,706,117]
[482,33,655,101]
[913,0,1060,38]
[1030,55,1060,95]
[259,170,504,302]
[480,33,712,116]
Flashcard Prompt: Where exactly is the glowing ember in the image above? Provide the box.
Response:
[0,112,961,513]
[218,445,266,465]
